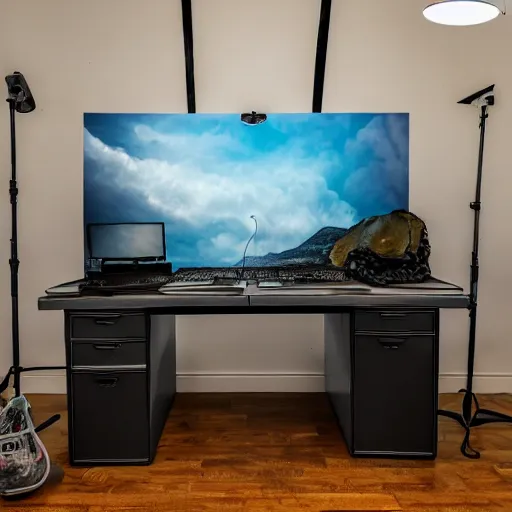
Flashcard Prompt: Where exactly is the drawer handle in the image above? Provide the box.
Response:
[378,337,408,350]
[94,319,120,326]
[379,312,406,318]
[93,343,122,350]
[96,377,118,388]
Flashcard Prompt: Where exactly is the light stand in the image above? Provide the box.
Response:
[438,84,512,459]
[0,72,64,406]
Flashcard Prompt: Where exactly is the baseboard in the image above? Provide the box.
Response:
[176,373,325,392]
[19,371,325,394]
[18,371,512,394]
[438,373,512,394]
[21,372,67,394]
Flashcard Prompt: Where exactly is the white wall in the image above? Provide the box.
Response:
[0,0,511,394]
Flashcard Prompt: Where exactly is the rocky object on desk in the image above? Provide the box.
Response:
[236,226,347,267]
[329,210,431,286]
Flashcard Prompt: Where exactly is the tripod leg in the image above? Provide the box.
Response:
[438,408,481,458]
[0,367,14,394]
[472,408,512,426]
[438,409,466,429]
[439,391,482,458]
[461,427,480,459]
[459,389,481,413]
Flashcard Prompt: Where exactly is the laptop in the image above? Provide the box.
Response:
[46,223,172,295]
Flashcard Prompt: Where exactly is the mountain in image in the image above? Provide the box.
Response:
[235,226,348,267]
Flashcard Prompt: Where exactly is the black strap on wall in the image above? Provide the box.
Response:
[181,1,331,115]
[181,0,196,113]
[312,0,332,113]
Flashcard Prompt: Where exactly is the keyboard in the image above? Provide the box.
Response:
[170,268,241,283]
[275,267,348,283]
[170,266,348,284]
[79,266,349,294]
[80,273,172,294]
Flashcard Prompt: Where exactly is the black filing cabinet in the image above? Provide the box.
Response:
[65,311,176,466]
[325,309,439,459]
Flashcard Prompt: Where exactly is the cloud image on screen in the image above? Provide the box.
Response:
[84,113,409,270]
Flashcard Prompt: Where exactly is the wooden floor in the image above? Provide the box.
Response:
[3,393,512,511]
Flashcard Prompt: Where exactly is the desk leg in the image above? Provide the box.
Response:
[149,314,176,462]
[324,313,353,453]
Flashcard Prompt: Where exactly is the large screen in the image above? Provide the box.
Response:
[84,113,409,270]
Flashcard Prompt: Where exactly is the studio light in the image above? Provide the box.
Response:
[423,1,503,26]
[1,72,62,446]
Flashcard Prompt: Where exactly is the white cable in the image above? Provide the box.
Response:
[240,215,258,281]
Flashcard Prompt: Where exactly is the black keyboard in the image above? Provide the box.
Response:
[80,274,172,294]
[80,266,348,294]
[170,268,241,283]
[170,266,347,284]
[275,267,348,283]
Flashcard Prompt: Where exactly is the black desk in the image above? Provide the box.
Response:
[38,289,468,465]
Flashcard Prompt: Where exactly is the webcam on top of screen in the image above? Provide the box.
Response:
[241,111,267,125]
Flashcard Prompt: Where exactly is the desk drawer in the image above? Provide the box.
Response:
[71,340,146,368]
[353,334,436,456]
[354,310,435,334]
[70,313,146,340]
[71,370,149,463]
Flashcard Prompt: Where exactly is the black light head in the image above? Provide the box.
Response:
[5,72,36,113]
[241,111,267,125]
[458,84,495,108]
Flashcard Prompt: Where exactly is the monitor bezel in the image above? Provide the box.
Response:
[86,222,166,262]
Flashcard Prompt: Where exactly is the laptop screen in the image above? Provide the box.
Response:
[87,223,166,261]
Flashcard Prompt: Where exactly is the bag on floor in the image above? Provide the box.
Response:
[0,395,51,497]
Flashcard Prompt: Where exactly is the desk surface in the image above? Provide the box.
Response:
[38,291,469,311]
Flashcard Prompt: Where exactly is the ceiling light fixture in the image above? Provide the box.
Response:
[423,0,504,26]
